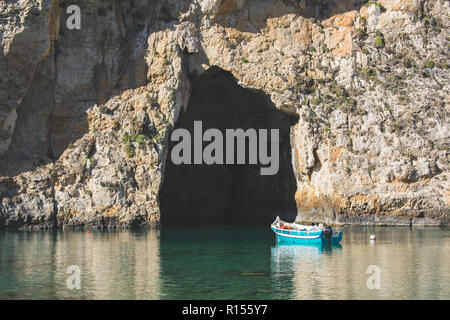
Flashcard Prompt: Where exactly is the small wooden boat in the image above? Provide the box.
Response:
[270,217,343,245]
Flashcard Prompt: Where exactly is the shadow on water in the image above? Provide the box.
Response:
[158,225,276,299]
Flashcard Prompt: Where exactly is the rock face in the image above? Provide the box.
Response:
[0,0,448,228]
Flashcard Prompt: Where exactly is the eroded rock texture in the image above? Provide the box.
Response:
[0,0,449,228]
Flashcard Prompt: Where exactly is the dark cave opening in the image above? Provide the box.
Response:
[159,67,298,226]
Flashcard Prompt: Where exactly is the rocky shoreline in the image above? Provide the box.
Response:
[1,0,449,229]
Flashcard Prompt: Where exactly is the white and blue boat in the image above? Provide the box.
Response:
[270,217,343,245]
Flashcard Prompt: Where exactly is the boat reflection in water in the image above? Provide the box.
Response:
[271,241,343,299]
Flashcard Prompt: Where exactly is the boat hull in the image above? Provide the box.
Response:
[271,226,343,245]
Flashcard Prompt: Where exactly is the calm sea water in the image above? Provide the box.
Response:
[0,226,449,299]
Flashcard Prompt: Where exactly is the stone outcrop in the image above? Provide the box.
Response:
[0,0,448,228]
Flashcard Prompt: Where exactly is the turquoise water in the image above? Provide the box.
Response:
[0,226,449,299]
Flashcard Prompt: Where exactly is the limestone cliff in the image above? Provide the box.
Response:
[0,0,448,228]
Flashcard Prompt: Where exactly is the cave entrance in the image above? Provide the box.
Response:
[159,67,298,226]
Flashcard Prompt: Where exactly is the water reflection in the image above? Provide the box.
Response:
[0,226,449,299]
[271,243,343,299]
[270,227,450,299]
[158,226,274,299]
[0,230,160,299]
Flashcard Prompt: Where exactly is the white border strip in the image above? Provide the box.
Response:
[274,231,321,240]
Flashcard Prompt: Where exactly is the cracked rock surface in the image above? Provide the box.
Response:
[0,0,449,228]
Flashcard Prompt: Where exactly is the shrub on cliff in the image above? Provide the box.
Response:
[425,61,435,68]
[375,36,385,48]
